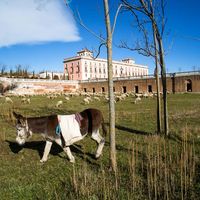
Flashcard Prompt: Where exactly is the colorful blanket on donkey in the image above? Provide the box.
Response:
[57,114,83,146]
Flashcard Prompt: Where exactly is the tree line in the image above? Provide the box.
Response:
[0,64,36,78]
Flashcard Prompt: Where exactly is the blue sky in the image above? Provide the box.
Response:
[0,0,199,74]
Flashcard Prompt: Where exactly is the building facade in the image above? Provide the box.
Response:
[63,49,148,80]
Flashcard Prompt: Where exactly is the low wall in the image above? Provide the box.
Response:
[0,77,79,95]
[1,71,199,95]
[79,72,200,94]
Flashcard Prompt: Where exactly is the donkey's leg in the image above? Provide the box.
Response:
[63,146,75,163]
[91,129,105,158]
[40,140,53,163]
[55,139,75,163]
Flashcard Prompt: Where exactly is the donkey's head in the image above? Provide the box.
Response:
[13,112,31,146]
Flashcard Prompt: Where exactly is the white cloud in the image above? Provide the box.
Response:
[0,0,80,47]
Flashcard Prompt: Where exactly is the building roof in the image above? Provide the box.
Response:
[77,48,92,54]
[63,49,148,69]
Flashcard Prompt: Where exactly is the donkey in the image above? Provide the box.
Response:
[13,108,107,163]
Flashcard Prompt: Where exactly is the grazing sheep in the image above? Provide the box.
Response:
[135,94,142,98]
[120,94,127,100]
[115,96,122,102]
[21,98,31,104]
[5,97,13,104]
[148,93,154,98]
[134,97,141,104]
[65,96,70,101]
[143,93,148,98]
[56,100,63,107]
[47,95,55,99]
[83,97,92,104]
[94,96,100,101]
[105,96,109,102]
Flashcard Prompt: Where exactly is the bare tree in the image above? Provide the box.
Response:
[64,1,122,171]
[120,0,168,135]
[0,64,7,76]
[103,0,117,172]
[153,22,162,134]
[15,64,22,77]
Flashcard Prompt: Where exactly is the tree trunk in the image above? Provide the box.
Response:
[103,0,117,172]
[153,24,162,134]
[158,38,169,136]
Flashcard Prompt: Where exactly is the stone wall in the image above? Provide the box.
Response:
[1,72,199,95]
[79,72,200,94]
[0,77,79,95]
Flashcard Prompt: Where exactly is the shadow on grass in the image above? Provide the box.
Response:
[6,140,100,166]
[167,132,200,145]
[115,124,153,136]
[105,122,153,135]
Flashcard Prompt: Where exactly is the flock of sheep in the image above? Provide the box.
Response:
[2,91,155,108]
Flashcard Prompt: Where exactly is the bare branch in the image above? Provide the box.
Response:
[111,4,123,35]
[65,4,106,43]
[93,42,107,59]
[119,40,155,58]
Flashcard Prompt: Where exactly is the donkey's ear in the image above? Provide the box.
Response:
[13,112,25,125]
[13,111,23,119]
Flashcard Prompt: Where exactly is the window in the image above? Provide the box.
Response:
[75,62,79,73]
[84,88,87,92]
[102,87,105,93]
[148,85,152,93]
[103,67,106,74]
[186,79,192,92]
[122,86,127,93]
[120,67,123,75]
[76,65,79,73]
[95,63,97,73]
[135,86,139,93]
[92,88,95,93]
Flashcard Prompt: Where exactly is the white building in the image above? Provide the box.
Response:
[63,49,148,81]
[39,71,65,80]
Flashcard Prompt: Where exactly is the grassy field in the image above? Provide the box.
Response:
[0,93,200,200]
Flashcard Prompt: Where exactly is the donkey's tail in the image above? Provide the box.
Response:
[101,119,107,137]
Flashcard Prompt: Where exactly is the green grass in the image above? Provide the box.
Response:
[0,93,200,199]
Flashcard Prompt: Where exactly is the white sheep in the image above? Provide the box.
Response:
[56,100,63,107]
[5,97,13,104]
[26,98,31,104]
[94,96,100,101]
[21,98,31,104]
[65,96,70,101]
[134,97,141,104]
[120,94,127,100]
[143,93,148,98]
[83,97,91,104]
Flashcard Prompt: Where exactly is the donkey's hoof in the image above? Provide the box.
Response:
[40,159,47,163]
[95,153,101,159]
[69,157,75,163]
